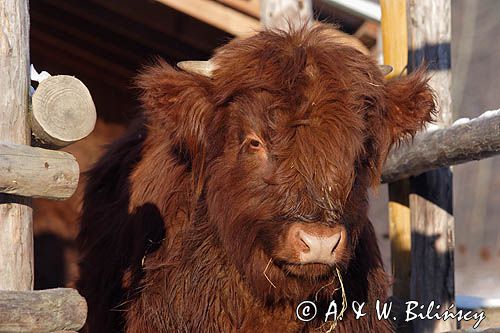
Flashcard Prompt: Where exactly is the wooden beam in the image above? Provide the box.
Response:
[215,0,260,18]
[30,36,129,89]
[0,142,79,200]
[0,0,33,291]
[30,29,135,80]
[89,0,223,54]
[0,288,86,332]
[407,0,455,332]
[30,7,146,67]
[31,75,97,148]
[382,110,500,183]
[40,0,203,61]
[155,0,260,37]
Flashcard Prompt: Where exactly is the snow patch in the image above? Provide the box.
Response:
[478,109,500,119]
[453,118,470,126]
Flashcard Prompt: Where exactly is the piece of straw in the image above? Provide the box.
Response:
[263,258,277,289]
[324,267,347,333]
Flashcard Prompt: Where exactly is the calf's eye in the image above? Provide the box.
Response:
[250,139,262,148]
[244,135,267,160]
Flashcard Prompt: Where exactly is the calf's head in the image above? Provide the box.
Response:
[137,25,435,300]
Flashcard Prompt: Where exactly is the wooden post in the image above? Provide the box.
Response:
[0,0,33,291]
[260,0,313,30]
[407,1,455,332]
[380,3,412,331]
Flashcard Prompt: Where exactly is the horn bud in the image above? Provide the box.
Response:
[378,64,394,76]
[177,60,215,77]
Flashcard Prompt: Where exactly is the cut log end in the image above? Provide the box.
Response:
[31,75,97,149]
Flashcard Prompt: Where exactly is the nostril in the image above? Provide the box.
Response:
[288,224,346,265]
[330,233,341,254]
[299,237,311,252]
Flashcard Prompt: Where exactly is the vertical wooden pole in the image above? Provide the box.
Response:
[380,3,412,331]
[260,0,312,30]
[0,0,34,291]
[407,1,455,332]
[380,0,408,78]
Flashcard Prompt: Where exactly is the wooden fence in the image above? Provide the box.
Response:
[0,0,92,331]
[1,0,499,332]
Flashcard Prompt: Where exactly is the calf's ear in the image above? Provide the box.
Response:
[365,70,436,186]
[384,70,437,141]
[135,59,216,164]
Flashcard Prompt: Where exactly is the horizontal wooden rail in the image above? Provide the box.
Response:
[0,288,87,333]
[382,109,500,183]
[0,142,79,199]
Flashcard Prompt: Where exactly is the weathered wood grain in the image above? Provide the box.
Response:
[0,142,79,200]
[382,110,500,183]
[260,0,312,30]
[407,1,456,332]
[0,288,87,332]
[0,0,33,291]
[155,0,259,37]
[380,2,413,332]
[380,0,408,77]
[30,75,97,149]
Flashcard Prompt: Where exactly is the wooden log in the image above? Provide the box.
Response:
[0,142,79,200]
[0,0,33,291]
[30,75,97,149]
[382,109,500,183]
[0,288,87,332]
[407,0,455,332]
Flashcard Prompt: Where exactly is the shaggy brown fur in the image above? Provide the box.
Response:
[77,24,436,332]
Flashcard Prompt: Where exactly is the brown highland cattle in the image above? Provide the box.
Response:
[77,24,436,332]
